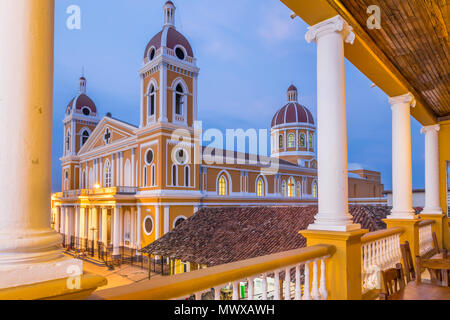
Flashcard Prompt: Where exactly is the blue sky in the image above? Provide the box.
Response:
[52,0,425,192]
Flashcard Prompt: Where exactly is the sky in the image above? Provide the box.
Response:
[52,0,426,192]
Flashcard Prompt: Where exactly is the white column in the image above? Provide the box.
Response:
[155,205,161,240]
[101,207,108,246]
[131,148,136,187]
[159,62,168,122]
[113,206,121,256]
[421,124,442,214]
[55,206,61,233]
[305,15,359,231]
[388,93,416,219]
[136,206,142,256]
[111,154,115,186]
[140,74,145,128]
[164,206,170,234]
[60,207,66,235]
[92,207,99,250]
[75,206,80,243]
[120,152,124,186]
[79,206,86,247]
[99,158,103,187]
[0,0,82,290]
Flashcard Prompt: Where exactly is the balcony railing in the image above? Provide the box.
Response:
[361,227,404,293]
[60,187,138,198]
[418,219,435,257]
[90,244,334,300]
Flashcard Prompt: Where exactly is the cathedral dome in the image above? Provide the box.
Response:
[143,1,194,61]
[66,77,97,116]
[271,85,314,127]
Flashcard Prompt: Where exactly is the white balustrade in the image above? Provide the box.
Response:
[419,221,434,257]
[189,256,331,301]
[361,230,402,293]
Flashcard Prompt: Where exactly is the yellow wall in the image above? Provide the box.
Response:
[439,120,450,214]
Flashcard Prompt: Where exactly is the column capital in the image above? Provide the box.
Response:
[421,124,440,134]
[388,92,416,108]
[305,15,355,45]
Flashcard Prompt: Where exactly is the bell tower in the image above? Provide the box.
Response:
[139,1,199,130]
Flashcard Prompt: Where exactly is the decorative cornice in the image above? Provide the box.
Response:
[388,92,416,108]
[420,124,440,134]
[305,15,355,45]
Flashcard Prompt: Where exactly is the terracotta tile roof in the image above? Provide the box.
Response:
[141,206,391,267]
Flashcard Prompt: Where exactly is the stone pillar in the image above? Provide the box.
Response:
[92,207,99,252]
[421,125,442,215]
[131,148,136,187]
[419,124,447,248]
[79,206,86,249]
[113,206,121,257]
[101,207,108,246]
[75,206,80,247]
[305,15,359,232]
[55,206,61,233]
[164,206,170,234]
[301,15,366,300]
[388,93,416,219]
[136,206,142,258]
[155,205,161,240]
[60,207,66,235]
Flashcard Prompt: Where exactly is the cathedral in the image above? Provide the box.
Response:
[52,1,385,258]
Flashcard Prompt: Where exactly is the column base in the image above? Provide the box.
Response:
[420,208,443,215]
[0,273,107,300]
[0,256,82,290]
[308,223,361,232]
[300,229,368,300]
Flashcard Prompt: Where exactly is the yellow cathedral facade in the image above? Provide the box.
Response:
[51,1,385,259]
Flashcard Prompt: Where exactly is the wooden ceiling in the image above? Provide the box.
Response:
[337,0,449,117]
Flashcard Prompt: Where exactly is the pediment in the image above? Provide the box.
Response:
[78,117,137,154]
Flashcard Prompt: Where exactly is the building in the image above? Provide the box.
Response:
[51,1,386,259]
[1,0,448,301]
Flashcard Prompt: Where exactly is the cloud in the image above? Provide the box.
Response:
[256,2,300,45]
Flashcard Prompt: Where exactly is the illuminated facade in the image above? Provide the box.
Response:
[51,1,385,257]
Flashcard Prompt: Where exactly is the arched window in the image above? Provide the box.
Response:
[281,180,286,197]
[257,178,264,197]
[185,166,190,187]
[148,85,156,117]
[104,160,112,187]
[219,176,227,196]
[309,133,314,150]
[124,160,131,186]
[173,216,186,229]
[143,166,148,187]
[288,178,295,197]
[175,84,184,116]
[312,181,318,198]
[151,165,156,187]
[299,133,306,148]
[81,130,90,146]
[279,135,283,149]
[296,182,302,198]
[288,134,295,148]
[66,131,71,153]
[172,165,178,186]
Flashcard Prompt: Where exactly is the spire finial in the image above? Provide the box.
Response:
[287,84,298,103]
[163,1,176,27]
[79,68,86,94]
